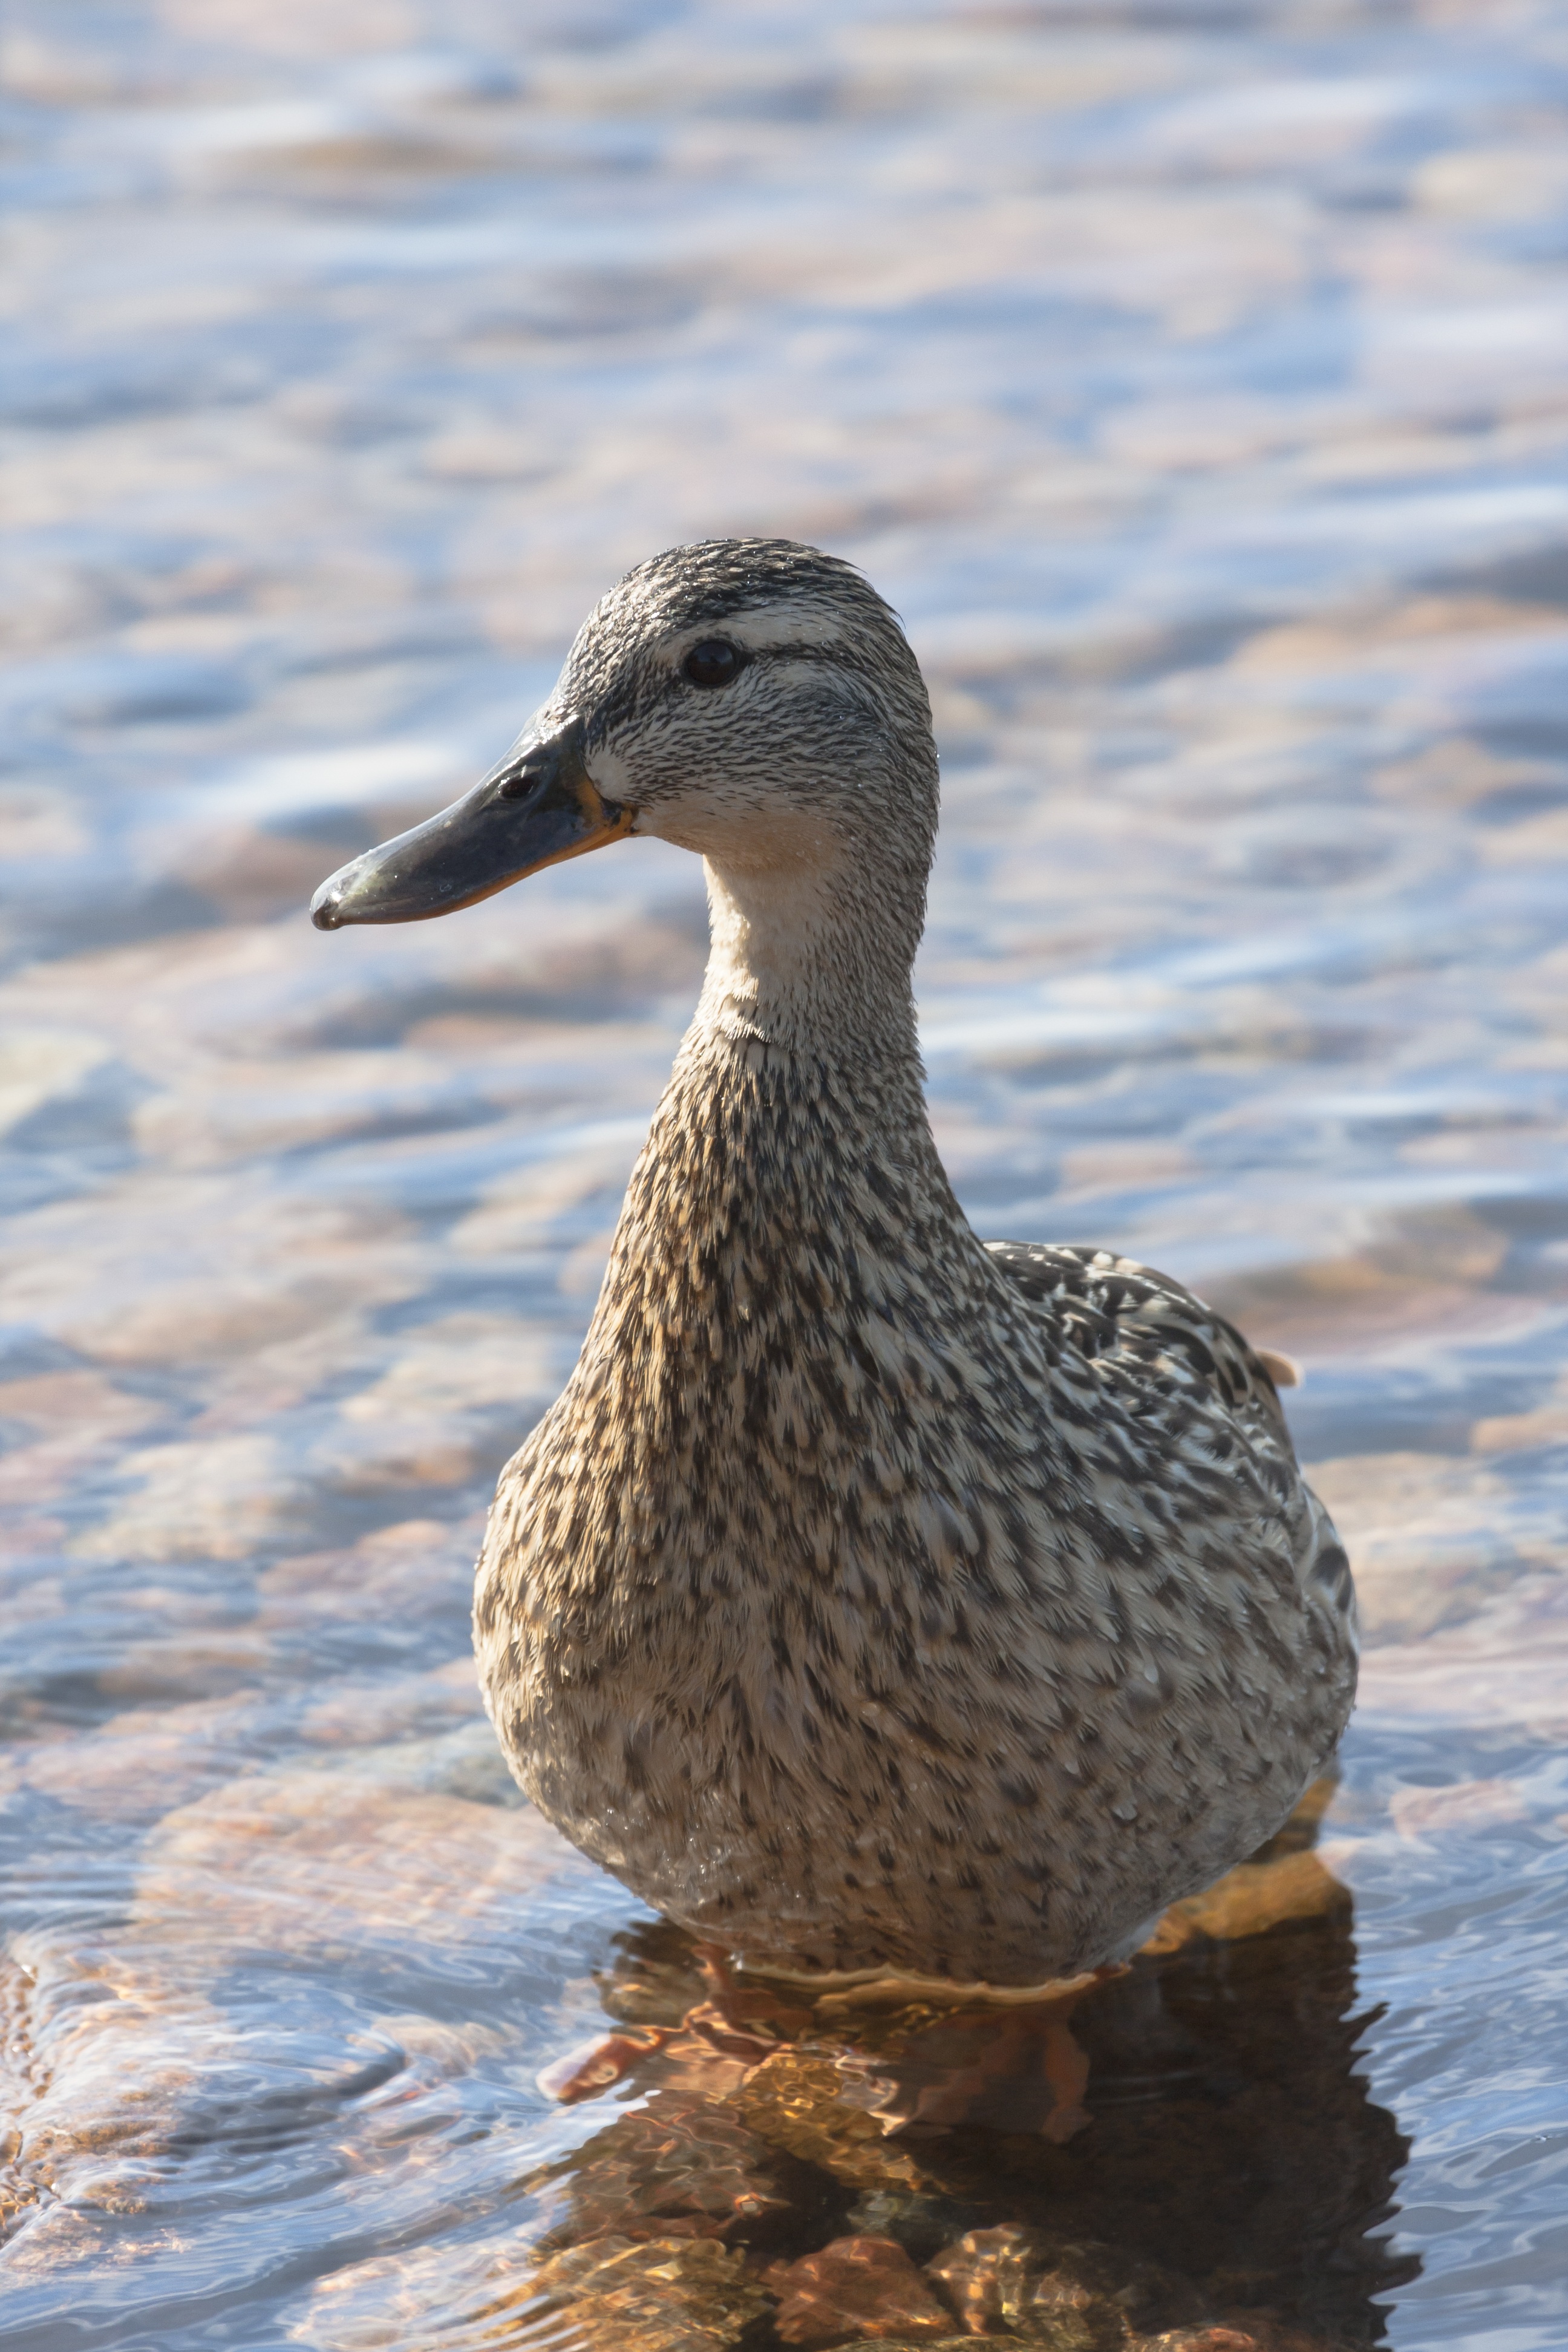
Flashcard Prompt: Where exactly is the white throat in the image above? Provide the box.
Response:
[694,851,918,1059]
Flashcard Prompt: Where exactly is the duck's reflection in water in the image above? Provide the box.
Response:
[537,1790,1415,2351]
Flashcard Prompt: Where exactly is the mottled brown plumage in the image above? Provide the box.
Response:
[323,538,1358,1988]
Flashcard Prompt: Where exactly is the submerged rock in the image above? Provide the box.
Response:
[926,2223,1051,2333]
[766,2233,956,2346]
[1141,1852,1350,1955]
[845,2189,981,2260]
[926,2224,1204,2347]
[733,2051,940,2192]
[534,2089,797,2251]
[728,2048,933,2192]
[524,2231,771,2350]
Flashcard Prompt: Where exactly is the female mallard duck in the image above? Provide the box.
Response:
[312,538,1357,1991]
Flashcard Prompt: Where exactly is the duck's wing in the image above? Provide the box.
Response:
[984,1240,1296,1452]
[986,1238,1357,1634]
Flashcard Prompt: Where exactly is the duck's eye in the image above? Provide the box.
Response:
[682,639,743,689]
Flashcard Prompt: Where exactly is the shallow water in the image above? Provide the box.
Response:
[2,1,1567,2345]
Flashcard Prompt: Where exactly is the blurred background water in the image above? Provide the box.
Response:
[2,2,1568,2346]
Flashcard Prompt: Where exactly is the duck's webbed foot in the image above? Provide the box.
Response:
[842,1988,1097,2142]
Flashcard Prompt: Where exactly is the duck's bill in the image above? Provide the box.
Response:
[309,718,633,930]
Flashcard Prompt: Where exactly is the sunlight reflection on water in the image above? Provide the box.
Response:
[2,3,1567,2345]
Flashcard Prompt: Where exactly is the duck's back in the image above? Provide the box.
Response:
[987,1241,1297,1446]
[988,1235,1355,1674]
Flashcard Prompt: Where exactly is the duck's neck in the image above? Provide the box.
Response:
[581,845,990,1390]
[693,851,924,1065]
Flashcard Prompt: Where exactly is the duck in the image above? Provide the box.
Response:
[311,537,1357,1993]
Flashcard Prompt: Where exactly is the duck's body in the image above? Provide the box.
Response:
[313,538,1357,1988]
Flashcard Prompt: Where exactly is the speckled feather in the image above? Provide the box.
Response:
[471,539,1357,1987]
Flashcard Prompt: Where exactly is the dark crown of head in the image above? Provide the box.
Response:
[618,538,900,636]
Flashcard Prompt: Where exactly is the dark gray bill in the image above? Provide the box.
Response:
[309,716,633,930]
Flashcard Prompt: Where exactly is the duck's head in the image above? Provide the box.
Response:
[309,541,938,993]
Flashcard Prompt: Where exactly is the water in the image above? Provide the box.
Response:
[2,1,1567,2344]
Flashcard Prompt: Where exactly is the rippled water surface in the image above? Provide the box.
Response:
[4,2,1568,2345]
